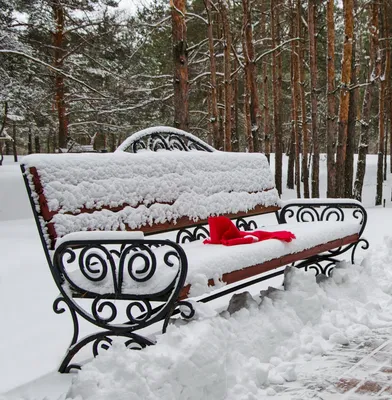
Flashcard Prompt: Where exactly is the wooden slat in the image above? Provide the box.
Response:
[178,233,359,299]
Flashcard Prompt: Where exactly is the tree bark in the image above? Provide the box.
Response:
[336,0,354,198]
[297,0,309,198]
[308,0,319,197]
[242,0,261,152]
[376,0,390,205]
[354,0,379,201]
[271,0,282,194]
[12,121,17,162]
[52,0,68,149]
[232,55,239,152]
[205,0,220,149]
[326,0,337,197]
[290,0,301,198]
[219,0,232,151]
[261,0,270,161]
[345,3,358,199]
[171,0,189,131]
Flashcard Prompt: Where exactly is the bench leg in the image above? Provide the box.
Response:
[53,296,154,373]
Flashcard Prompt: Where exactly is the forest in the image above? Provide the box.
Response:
[0,0,391,204]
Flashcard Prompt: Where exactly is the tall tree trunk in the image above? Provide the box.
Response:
[290,0,301,198]
[376,0,390,205]
[297,0,309,198]
[261,0,271,161]
[242,0,261,152]
[336,0,354,198]
[384,119,388,181]
[171,0,189,131]
[28,125,32,154]
[345,3,358,199]
[219,0,232,151]
[354,0,379,201]
[271,0,282,194]
[326,0,337,197]
[205,0,220,149]
[308,0,319,197]
[12,121,17,162]
[232,56,239,152]
[52,0,68,149]
[243,49,253,152]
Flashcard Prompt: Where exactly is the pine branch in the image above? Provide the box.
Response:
[0,50,108,97]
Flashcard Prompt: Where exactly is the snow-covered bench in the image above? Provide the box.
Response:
[20,127,368,373]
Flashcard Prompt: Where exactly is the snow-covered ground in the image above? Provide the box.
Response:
[1,153,392,399]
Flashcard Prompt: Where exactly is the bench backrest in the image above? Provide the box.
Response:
[21,130,280,253]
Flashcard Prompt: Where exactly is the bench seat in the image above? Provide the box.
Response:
[63,220,361,299]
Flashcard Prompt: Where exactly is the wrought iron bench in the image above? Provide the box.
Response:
[20,126,368,373]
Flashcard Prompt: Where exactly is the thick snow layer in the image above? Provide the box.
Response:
[65,252,392,400]
[55,230,144,248]
[63,220,361,297]
[21,151,279,240]
[181,220,360,296]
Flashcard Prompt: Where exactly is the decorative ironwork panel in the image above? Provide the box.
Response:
[123,131,214,153]
[278,201,367,238]
[51,238,188,372]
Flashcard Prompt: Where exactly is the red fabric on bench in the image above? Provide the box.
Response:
[203,216,296,246]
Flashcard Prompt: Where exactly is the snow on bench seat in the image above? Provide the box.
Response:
[64,220,361,299]
[21,151,279,249]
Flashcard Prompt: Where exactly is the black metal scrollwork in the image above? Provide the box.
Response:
[52,238,188,372]
[278,201,367,238]
[294,257,339,277]
[236,217,258,231]
[176,225,210,243]
[120,130,214,153]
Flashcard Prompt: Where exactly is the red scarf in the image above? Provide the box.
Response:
[203,216,295,246]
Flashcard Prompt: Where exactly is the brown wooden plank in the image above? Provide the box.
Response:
[178,233,359,299]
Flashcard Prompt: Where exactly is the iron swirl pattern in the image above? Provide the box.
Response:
[176,225,210,243]
[128,132,213,153]
[278,201,367,236]
[53,238,188,332]
[236,217,258,231]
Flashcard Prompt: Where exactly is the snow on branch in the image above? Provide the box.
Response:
[0,50,108,97]
[255,37,300,63]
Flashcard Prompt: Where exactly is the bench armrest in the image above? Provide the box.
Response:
[277,198,367,238]
[52,235,188,332]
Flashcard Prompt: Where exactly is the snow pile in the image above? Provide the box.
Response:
[22,151,279,239]
[65,241,392,400]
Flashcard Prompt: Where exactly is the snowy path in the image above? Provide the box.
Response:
[272,328,392,399]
